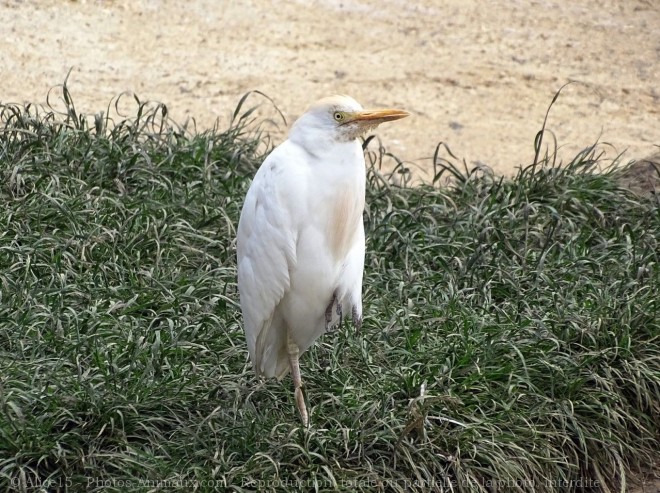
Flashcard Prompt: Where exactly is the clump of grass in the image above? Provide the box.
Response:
[0,83,658,492]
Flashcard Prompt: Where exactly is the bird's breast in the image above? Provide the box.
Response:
[327,186,364,261]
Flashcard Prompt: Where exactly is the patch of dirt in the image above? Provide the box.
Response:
[617,151,659,197]
[1,0,658,179]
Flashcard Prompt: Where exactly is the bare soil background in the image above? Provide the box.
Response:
[1,0,659,489]
[1,0,658,179]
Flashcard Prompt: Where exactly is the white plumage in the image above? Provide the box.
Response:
[237,95,409,425]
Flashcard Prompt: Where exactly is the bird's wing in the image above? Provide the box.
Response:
[237,149,298,375]
[341,221,365,328]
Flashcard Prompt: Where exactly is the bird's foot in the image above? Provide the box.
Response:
[324,300,333,331]
[352,305,362,332]
[325,291,339,331]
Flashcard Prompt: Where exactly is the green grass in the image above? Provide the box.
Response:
[0,84,658,492]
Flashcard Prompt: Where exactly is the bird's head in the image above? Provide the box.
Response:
[290,95,410,148]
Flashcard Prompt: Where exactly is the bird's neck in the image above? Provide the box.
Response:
[289,121,359,160]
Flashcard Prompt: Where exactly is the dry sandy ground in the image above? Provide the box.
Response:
[0,0,658,488]
[1,0,658,180]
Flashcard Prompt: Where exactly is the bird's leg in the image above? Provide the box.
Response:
[352,305,362,332]
[287,332,308,427]
[325,292,337,331]
[336,300,343,327]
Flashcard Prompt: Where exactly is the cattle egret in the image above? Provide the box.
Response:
[237,95,410,426]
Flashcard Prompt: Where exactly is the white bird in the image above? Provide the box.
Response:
[237,95,410,426]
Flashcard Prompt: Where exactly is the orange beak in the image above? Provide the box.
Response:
[350,108,411,124]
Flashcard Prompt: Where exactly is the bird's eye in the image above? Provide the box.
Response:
[333,112,344,121]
